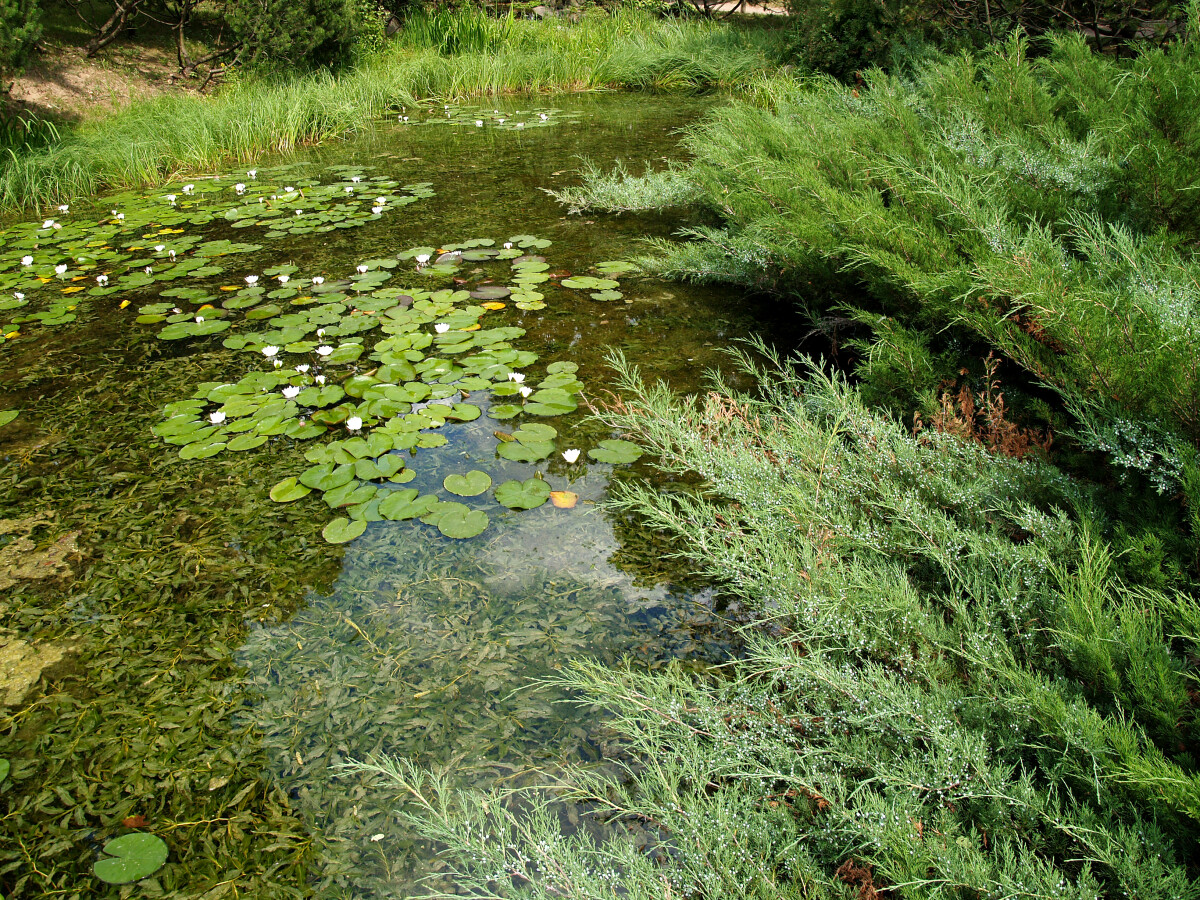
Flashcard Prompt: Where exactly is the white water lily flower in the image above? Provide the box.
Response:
[434,323,450,334]
[277,274,290,284]
[57,204,69,212]
[351,176,361,183]
[144,266,153,275]
[503,242,513,250]
[154,244,165,252]
[261,345,280,358]
[195,316,205,323]
[284,186,293,193]
[248,169,257,178]
[562,449,580,464]
[507,372,525,383]
[356,264,368,274]
[475,120,483,127]
[235,183,246,194]
[311,276,324,285]
[316,328,325,337]
[375,196,386,205]
[172,307,182,314]
[295,364,310,373]
[316,345,334,357]
[209,411,226,425]
[55,264,67,275]
[539,113,548,121]
[371,206,383,215]
[344,186,354,194]
[168,249,176,260]
[20,255,32,266]
[315,374,327,385]
[245,275,259,285]
[401,116,409,122]
[96,274,108,285]
[42,219,55,229]
[519,386,533,398]
[166,194,177,203]
[14,292,24,300]
[182,184,194,194]
[272,359,282,368]
[116,213,124,221]
[295,210,303,216]
[346,416,363,432]
[415,253,430,265]
[497,118,505,124]
[282,385,300,399]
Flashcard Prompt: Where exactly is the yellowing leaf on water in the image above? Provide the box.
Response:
[61,286,85,294]
[482,302,506,310]
[37,277,50,283]
[198,304,214,311]
[158,228,185,234]
[493,431,515,442]
[550,491,578,509]
[4,331,19,339]
[219,286,239,291]
[463,323,481,331]
[119,300,131,309]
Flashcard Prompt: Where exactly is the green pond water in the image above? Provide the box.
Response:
[0,94,786,897]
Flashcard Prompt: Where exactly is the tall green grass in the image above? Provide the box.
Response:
[0,9,783,210]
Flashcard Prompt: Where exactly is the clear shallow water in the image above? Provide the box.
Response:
[0,94,792,897]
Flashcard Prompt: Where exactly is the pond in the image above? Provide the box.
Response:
[0,94,790,897]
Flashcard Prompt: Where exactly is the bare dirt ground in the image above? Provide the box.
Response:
[7,40,205,123]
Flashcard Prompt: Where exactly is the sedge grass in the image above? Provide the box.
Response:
[0,10,783,211]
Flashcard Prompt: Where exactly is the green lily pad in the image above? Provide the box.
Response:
[497,440,553,462]
[93,833,169,885]
[444,470,492,496]
[494,477,551,510]
[588,439,643,464]
[378,489,439,520]
[269,477,312,502]
[512,423,557,443]
[323,517,367,543]
[423,501,489,538]
[0,409,18,428]
[488,403,522,419]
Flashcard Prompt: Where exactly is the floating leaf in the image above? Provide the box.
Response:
[588,439,643,464]
[323,517,367,544]
[444,470,492,496]
[436,505,489,539]
[494,477,550,510]
[269,477,312,502]
[93,833,169,885]
[0,409,18,428]
[550,490,578,509]
[497,440,553,462]
[378,489,439,521]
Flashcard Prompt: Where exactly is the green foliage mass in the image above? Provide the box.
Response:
[0,0,39,89]
[380,349,1200,898]
[230,0,358,70]
[563,29,1200,500]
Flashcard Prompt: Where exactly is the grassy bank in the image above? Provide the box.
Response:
[364,23,1200,900]
[0,9,783,210]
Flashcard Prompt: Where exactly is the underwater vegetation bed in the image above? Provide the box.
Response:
[0,95,771,897]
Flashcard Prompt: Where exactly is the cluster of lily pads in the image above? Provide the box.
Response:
[150,234,642,543]
[0,165,429,347]
[397,103,579,131]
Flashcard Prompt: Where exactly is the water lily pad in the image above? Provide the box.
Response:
[323,517,367,544]
[423,502,489,538]
[0,409,18,428]
[494,477,550,510]
[378,489,440,520]
[444,470,491,496]
[550,490,578,509]
[512,423,557,443]
[93,833,169,885]
[470,286,510,300]
[588,439,643,464]
[497,440,553,462]
[270,477,312,502]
